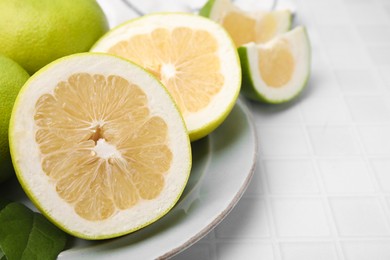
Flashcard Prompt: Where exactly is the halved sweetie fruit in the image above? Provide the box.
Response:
[91,13,241,141]
[200,0,292,47]
[238,26,311,103]
[9,53,192,239]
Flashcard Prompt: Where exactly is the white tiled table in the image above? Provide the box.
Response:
[100,0,390,259]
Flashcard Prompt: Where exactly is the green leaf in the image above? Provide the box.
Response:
[0,248,6,260]
[0,202,68,260]
[0,199,11,212]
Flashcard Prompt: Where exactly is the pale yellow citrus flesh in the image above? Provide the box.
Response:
[258,40,294,88]
[107,27,224,116]
[34,73,172,221]
[222,12,277,47]
[256,14,278,44]
[222,12,256,47]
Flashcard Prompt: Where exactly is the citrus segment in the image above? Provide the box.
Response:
[108,27,223,115]
[221,11,283,46]
[91,13,241,141]
[256,13,279,43]
[258,40,295,88]
[200,0,292,47]
[222,12,257,46]
[9,53,191,239]
[239,26,311,103]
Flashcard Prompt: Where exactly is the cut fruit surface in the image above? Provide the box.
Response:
[91,13,241,141]
[9,53,191,239]
[238,26,311,103]
[200,0,292,47]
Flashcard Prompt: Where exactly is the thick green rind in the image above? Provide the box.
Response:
[0,0,109,74]
[9,53,192,240]
[238,27,311,104]
[199,0,216,18]
[0,55,30,184]
[238,46,269,103]
[286,11,293,31]
[199,0,216,17]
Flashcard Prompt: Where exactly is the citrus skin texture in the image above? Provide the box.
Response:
[0,0,109,74]
[0,55,29,183]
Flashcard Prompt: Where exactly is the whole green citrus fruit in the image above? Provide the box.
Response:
[0,55,29,183]
[0,0,108,74]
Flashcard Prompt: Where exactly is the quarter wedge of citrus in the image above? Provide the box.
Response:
[9,53,191,240]
[200,0,292,47]
[239,26,311,103]
[91,13,241,141]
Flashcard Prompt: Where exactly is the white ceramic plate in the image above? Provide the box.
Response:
[0,98,257,259]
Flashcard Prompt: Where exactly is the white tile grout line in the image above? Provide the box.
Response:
[311,3,390,260]
[228,129,283,257]
[243,3,390,259]
[339,0,390,238]
[296,4,347,259]
[250,0,390,258]
[350,0,390,232]
[256,157,284,260]
[298,108,347,260]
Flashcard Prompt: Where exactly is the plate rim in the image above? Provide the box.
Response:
[159,97,258,259]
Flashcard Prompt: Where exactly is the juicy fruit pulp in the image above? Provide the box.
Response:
[108,27,224,116]
[91,13,241,141]
[258,39,294,88]
[222,12,281,46]
[34,73,171,221]
[10,54,191,239]
[200,0,292,47]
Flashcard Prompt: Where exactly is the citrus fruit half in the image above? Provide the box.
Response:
[9,53,191,239]
[91,13,241,141]
[200,0,292,47]
[0,55,29,183]
[239,26,311,103]
[0,0,108,74]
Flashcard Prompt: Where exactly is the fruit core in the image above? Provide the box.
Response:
[34,73,172,221]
